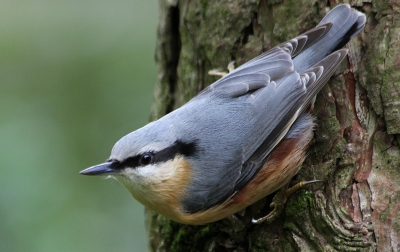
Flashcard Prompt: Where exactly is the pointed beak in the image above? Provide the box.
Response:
[80,162,119,176]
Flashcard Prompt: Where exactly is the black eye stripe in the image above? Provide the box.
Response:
[108,155,145,170]
[107,159,122,169]
[115,140,198,169]
[152,140,197,164]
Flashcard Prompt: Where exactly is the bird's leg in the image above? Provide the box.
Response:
[252,180,322,224]
[251,183,289,224]
[208,61,235,77]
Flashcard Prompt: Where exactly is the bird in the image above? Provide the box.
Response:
[80,4,366,225]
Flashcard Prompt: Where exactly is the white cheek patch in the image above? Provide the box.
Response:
[135,165,156,177]
[121,161,179,186]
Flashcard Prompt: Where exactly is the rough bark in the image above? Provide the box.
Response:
[147,0,400,251]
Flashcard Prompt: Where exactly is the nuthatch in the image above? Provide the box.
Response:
[80,5,365,225]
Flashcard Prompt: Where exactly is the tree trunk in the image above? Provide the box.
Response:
[147,0,400,251]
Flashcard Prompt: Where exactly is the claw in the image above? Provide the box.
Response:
[227,61,235,73]
[284,180,323,199]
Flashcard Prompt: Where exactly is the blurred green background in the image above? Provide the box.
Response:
[0,1,158,251]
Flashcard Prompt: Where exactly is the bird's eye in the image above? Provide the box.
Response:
[140,153,152,166]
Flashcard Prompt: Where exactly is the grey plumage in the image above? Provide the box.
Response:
[109,4,366,213]
[293,5,366,73]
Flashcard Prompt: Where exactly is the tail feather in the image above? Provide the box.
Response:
[293,4,366,73]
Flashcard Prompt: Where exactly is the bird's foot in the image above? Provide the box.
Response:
[252,180,322,224]
[208,61,235,77]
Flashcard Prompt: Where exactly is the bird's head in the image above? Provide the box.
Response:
[80,123,198,216]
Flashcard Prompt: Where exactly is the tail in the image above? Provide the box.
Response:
[292,4,366,73]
